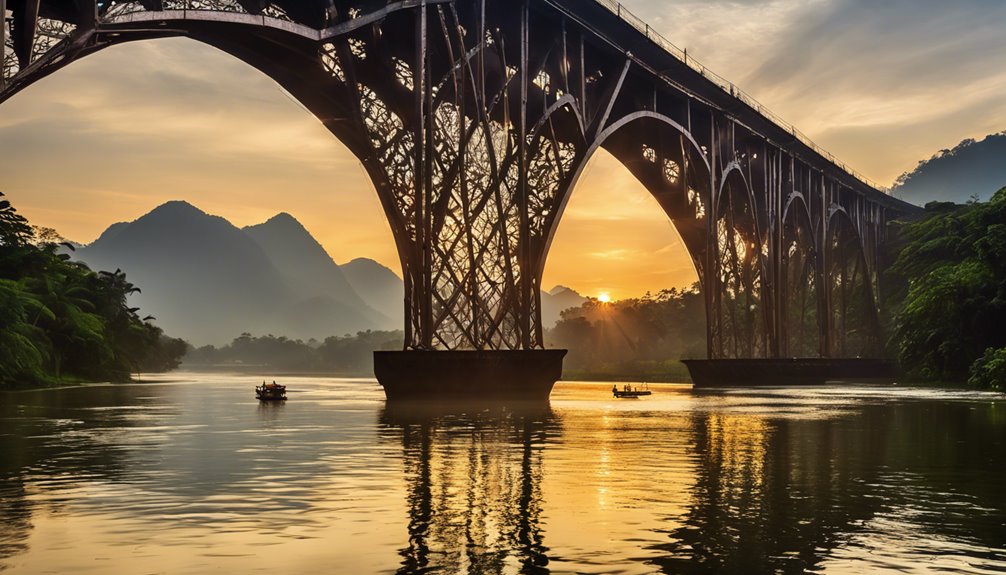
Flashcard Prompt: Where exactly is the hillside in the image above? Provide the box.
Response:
[75,202,391,344]
[244,214,393,330]
[892,132,1006,205]
[541,285,588,328]
[73,202,592,344]
[341,257,405,325]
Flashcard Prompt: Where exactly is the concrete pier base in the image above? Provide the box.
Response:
[374,349,567,401]
[683,358,897,387]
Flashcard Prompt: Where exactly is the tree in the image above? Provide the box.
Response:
[885,187,1006,384]
[0,193,187,387]
[968,348,1006,392]
[0,279,51,385]
[546,285,706,378]
[0,192,33,247]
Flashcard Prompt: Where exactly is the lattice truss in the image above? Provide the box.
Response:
[713,172,766,360]
[319,5,584,350]
[1,13,15,85]
[826,211,881,359]
[1,14,76,85]
[2,0,301,90]
[0,0,902,359]
[99,0,292,19]
[780,197,818,358]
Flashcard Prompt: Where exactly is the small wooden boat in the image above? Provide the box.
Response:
[612,384,651,398]
[256,381,287,401]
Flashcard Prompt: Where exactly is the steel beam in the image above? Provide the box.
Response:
[0,0,921,366]
[13,0,39,68]
[1,0,6,91]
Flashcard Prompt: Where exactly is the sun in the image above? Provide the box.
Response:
[598,292,612,303]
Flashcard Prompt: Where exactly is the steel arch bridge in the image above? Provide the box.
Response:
[1,0,918,391]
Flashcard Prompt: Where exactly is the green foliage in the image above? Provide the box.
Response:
[885,187,1006,385]
[968,348,1006,392]
[0,279,50,385]
[545,286,706,380]
[0,193,187,388]
[0,192,34,247]
[185,331,404,375]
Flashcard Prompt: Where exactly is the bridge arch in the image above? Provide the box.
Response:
[781,193,820,357]
[540,110,712,283]
[713,164,767,358]
[1,2,608,351]
[825,208,881,358]
[3,0,915,368]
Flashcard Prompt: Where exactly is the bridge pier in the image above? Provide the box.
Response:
[1,0,921,400]
[374,350,567,401]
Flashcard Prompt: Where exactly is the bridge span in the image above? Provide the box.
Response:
[2,0,920,396]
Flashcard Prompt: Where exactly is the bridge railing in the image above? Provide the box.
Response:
[594,0,885,192]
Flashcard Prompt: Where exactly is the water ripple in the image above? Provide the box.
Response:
[0,377,1004,574]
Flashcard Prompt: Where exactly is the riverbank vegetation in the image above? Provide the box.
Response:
[884,187,1006,391]
[545,286,706,381]
[0,193,186,388]
[183,331,404,375]
[183,288,707,382]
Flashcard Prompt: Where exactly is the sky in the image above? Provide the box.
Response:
[1,0,1004,300]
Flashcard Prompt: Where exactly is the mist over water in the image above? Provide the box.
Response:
[1,375,1004,574]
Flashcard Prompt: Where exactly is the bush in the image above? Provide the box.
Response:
[968,348,1006,392]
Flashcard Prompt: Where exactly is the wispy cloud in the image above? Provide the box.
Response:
[627,0,1006,183]
[2,2,1004,298]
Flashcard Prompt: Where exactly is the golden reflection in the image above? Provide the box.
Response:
[379,404,558,575]
[704,413,768,490]
[3,382,1006,574]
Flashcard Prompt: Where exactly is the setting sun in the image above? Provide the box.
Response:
[598,293,612,303]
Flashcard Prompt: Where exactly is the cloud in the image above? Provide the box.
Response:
[3,2,1004,298]
[626,0,1006,183]
[0,38,393,266]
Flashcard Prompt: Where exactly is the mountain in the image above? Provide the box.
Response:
[75,202,392,345]
[541,285,587,328]
[341,257,405,325]
[244,214,393,330]
[892,132,1006,205]
[73,201,589,342]
[76,201,289,344]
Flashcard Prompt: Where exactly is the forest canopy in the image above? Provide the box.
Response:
[184,331,404,375]
[545,286,706,381]
[0,193,186,388]
[884,187,1006,390]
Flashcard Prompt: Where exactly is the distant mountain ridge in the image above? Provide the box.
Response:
[341,257,405,325]
[541,285,587,327]
[74,201,590,344]
[892,131,1006,205]
[243,213,391,331]
[75,201,398,345]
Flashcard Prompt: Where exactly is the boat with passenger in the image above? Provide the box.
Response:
[256,381,287,401]
[612,383,651,398]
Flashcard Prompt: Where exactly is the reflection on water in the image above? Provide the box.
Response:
[380,403,556,574]
[0,377,1004,574]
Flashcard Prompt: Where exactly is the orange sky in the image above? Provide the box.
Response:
[2,0,1004,300]
[0,39,699,300]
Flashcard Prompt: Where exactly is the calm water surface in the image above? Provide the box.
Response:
[1,375,1004,574]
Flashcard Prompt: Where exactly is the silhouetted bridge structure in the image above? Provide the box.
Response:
[2,0,919,396]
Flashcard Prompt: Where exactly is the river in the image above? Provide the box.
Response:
[1,374,1004,574]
